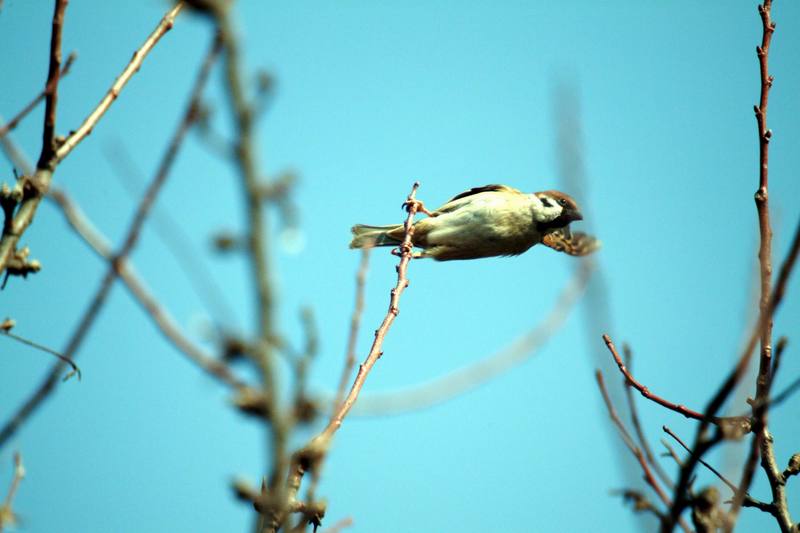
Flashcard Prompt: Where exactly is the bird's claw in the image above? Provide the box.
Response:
[401,199,436,217]
[391,247,424,259]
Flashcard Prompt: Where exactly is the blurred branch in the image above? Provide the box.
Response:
[283,183,422,531]
[0,51,76,142]
[0,453,24,532]
[553,82,649,519]
[48,188,246,390]
[0,117,33,174]
[770,376,800,412]
[292,307,319,425]
[353,261,591,416]
[0,29,220,449]
[332,247,371,412]
[662,441,684,469]
[0,2,184,280]
[623,345,674,490]
[614,489,666,525]
[102,140,240,328]
[596,371,691,533]
[208,5,289,531]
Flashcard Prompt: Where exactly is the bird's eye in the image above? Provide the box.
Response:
[558,198,567,207]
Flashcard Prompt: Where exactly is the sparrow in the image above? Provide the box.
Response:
[349,184,600,261]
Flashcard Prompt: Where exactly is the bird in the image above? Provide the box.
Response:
[349,184,600,261]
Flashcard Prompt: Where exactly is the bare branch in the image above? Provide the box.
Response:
[101,141,240,328]
[623,345,674,490]
[664,425,736,494]
[597,372,671,507]
[37,0,69,169]
[209,6,290,524]
[665,4,800,529]
[0,30,221,448]
[54,3,184,163]
[729,0,787,521]
[0,52,76,141]
[282,184,422,532]
[729,4,795,529]
[333,247,371,411]
[596,371,692,533]
[603,334,710,423]
[322,183,420,439]
[0,2,185,279]
[353,262,590,415]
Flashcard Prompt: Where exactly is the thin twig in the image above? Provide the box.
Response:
[0,31,220,449]
[663,426,774,516]
[603,335,709,423]
[333,247,371,411]
[1,329,81,380]
[623,345,674,490]
[0,2,184,279]
[597,372,671,506]
[353,262,590,416]
[54,3,183,163]
[596,371,692,533]
[322,183,420,439]
[729,3,793,530]
[0,52,76,141]
[663,426,737,494]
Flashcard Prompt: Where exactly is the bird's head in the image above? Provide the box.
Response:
[533,190,583,229]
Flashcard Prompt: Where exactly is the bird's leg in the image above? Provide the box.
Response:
[401,198,436,217]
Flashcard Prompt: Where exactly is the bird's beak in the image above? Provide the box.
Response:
[572,210,584,221]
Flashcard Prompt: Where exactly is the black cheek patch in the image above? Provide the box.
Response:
[540,197,553,208]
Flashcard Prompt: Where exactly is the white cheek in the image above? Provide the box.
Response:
[532,202,562,223]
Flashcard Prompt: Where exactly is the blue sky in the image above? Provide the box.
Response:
[1,2,799,532]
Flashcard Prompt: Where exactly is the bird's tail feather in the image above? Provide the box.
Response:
[349,224,402,248]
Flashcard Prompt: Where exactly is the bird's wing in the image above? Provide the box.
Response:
[433,184,523,214]
[447,184,522,202]
[542,229,601,256]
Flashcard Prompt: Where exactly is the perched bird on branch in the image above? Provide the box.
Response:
[350,184,600,261]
